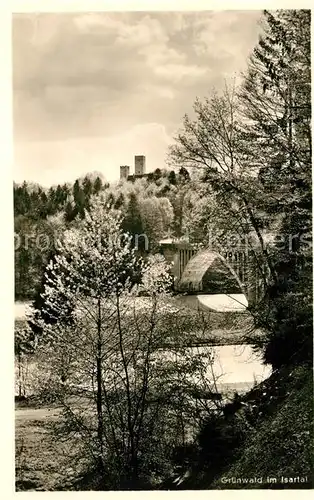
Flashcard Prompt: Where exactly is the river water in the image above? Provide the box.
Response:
[204,344,271,393]
[15,297,271,398]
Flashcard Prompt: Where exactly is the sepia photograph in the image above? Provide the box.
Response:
[13,5,312,492]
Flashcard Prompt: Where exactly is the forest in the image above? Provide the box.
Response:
[14,167,194,300]
[15,10,312,491]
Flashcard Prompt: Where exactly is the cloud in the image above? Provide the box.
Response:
[153,63,207,83]
[73,13,194,85]
[13,11,262,184]
[14,122,174,186]
[192,11,262,59]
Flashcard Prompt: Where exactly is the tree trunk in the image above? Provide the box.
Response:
[18,346,22,398]
[96,297,104,471]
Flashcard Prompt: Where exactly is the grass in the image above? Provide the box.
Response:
[16,416,65,491]
[214,365,313,489]
[184,364,313,489]
[15,397,94,491]
[17,365,312,491]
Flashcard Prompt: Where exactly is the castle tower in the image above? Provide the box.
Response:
[120,165,130,180]
[134,155,146,176]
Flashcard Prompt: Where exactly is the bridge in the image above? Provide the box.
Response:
[14,253,270,399]
[159,238,266,312]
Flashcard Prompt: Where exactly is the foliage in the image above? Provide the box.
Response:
[239,9,312,368]
[211,366,313,489]
[32,198,221,489]
[14,9,312,490]
[14,173,106,300]
[169,10,312,369]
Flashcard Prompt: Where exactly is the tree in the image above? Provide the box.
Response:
[82,176,93,197]
[168,171,177,186]
[169,9,312,368]
[15,320,36,398]
[152,168,162,182]
[140,197,166,252]
[15,215,42,300]
[14,182,31,216]
[72,180,86,218]
[158,197,174,234]
[179,167,191,183]
[64,200,75,223]
[169,84,258,243]
[36,197,144,484]
[122,192,146,253]
[239,10,311,223]
[114,192,125,210]
[55,184,66,207]
[94,176,103,194]
[239,10,312,367]
[34,198,220,488]
[170,177,193,238]
[39,190,48,218]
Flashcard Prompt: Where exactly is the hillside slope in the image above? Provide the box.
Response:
[180,364,313,489]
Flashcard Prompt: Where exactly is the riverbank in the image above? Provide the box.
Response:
[172,364,313,489]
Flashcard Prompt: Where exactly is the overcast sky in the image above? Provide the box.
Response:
[13,10,262,186]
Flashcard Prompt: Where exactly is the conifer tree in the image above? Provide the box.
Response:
[240,9,312,367]
[122,192,146,252]
[93,176,103,194]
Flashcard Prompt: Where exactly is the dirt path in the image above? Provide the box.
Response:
[15,407,62,421]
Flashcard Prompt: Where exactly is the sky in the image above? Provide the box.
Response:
[13,10,263,186]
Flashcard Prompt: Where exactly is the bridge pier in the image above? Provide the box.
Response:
[159,239,197,284]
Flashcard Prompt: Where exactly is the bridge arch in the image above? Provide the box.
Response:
[159,239,263,307]
[176,249,246,297]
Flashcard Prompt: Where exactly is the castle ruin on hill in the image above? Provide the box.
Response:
[120,155,148,181]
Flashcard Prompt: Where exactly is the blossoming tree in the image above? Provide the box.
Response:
[34,196,218,488]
